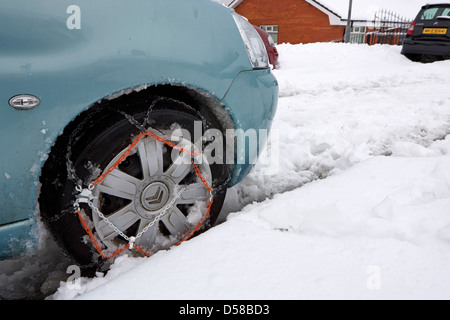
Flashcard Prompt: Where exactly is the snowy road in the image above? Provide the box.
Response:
[2,43,450,300]
[231,43,450,208]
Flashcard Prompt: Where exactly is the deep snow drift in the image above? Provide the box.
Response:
[2,42,450,300]
[57,154,450,300]
[229,43,450,210]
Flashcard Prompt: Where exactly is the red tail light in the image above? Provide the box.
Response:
[407,21,416,35]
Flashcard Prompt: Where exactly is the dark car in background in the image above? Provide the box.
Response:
[402,3,450,62]
[254,25,279,69]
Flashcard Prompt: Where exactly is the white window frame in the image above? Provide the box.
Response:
[350,26,367,44]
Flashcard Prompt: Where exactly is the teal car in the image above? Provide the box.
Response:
[0,0,278,271]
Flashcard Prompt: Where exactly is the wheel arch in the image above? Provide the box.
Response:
[39,83,237,196]
[59,83,236,146]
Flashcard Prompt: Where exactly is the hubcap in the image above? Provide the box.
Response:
[91,131,212,254]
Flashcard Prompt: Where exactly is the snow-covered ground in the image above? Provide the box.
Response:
[2,42,450,300]
[52,43,450,300]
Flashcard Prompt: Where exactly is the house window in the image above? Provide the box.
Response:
[350,26,366,44]
[260,25,279,44]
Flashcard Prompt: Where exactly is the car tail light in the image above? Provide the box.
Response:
[232,12,269,69]
[407,21,416,35]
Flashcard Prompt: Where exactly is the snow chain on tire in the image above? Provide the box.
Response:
[72,130,214,259]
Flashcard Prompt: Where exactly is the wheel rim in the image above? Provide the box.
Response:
[91,130,212,254]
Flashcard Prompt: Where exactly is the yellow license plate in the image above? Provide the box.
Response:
[423,28,448,35]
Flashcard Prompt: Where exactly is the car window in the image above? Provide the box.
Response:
[420,7,440,20]
[419,6,450,20]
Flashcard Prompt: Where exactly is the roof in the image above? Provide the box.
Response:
[215,0,448,21]
[312,0,446,21]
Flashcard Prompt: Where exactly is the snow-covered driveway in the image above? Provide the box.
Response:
[49,43,450,299]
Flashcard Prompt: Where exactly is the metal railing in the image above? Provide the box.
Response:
[366,9,412,45]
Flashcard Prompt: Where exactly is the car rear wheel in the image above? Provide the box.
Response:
[39,96,229,273]
[404,53,446,63]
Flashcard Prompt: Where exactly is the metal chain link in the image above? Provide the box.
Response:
[87,199,131,243]
[134,186,187,240]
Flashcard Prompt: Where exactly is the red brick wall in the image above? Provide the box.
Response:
[235,0,346,44]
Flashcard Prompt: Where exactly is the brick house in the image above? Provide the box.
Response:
[219,0,421,45]
[224,0,348,44]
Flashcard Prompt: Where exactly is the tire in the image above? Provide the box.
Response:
[419,54,443,63]
[39,95,229,273]
[403,53,420,62]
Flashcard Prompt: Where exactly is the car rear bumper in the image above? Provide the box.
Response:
[0,219,34,259]
[402,38,450,56]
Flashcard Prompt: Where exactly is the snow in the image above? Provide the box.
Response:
[232,43,450,206]
[45,43,450,300]
[1,43,450,300]
[54,154,450,300]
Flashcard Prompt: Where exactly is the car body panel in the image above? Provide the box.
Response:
[401,38,450,56]
[0,219,35,258]
[0,0,278,257]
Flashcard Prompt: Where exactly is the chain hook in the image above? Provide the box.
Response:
[129,237,136,250]
[77,187,94,204]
